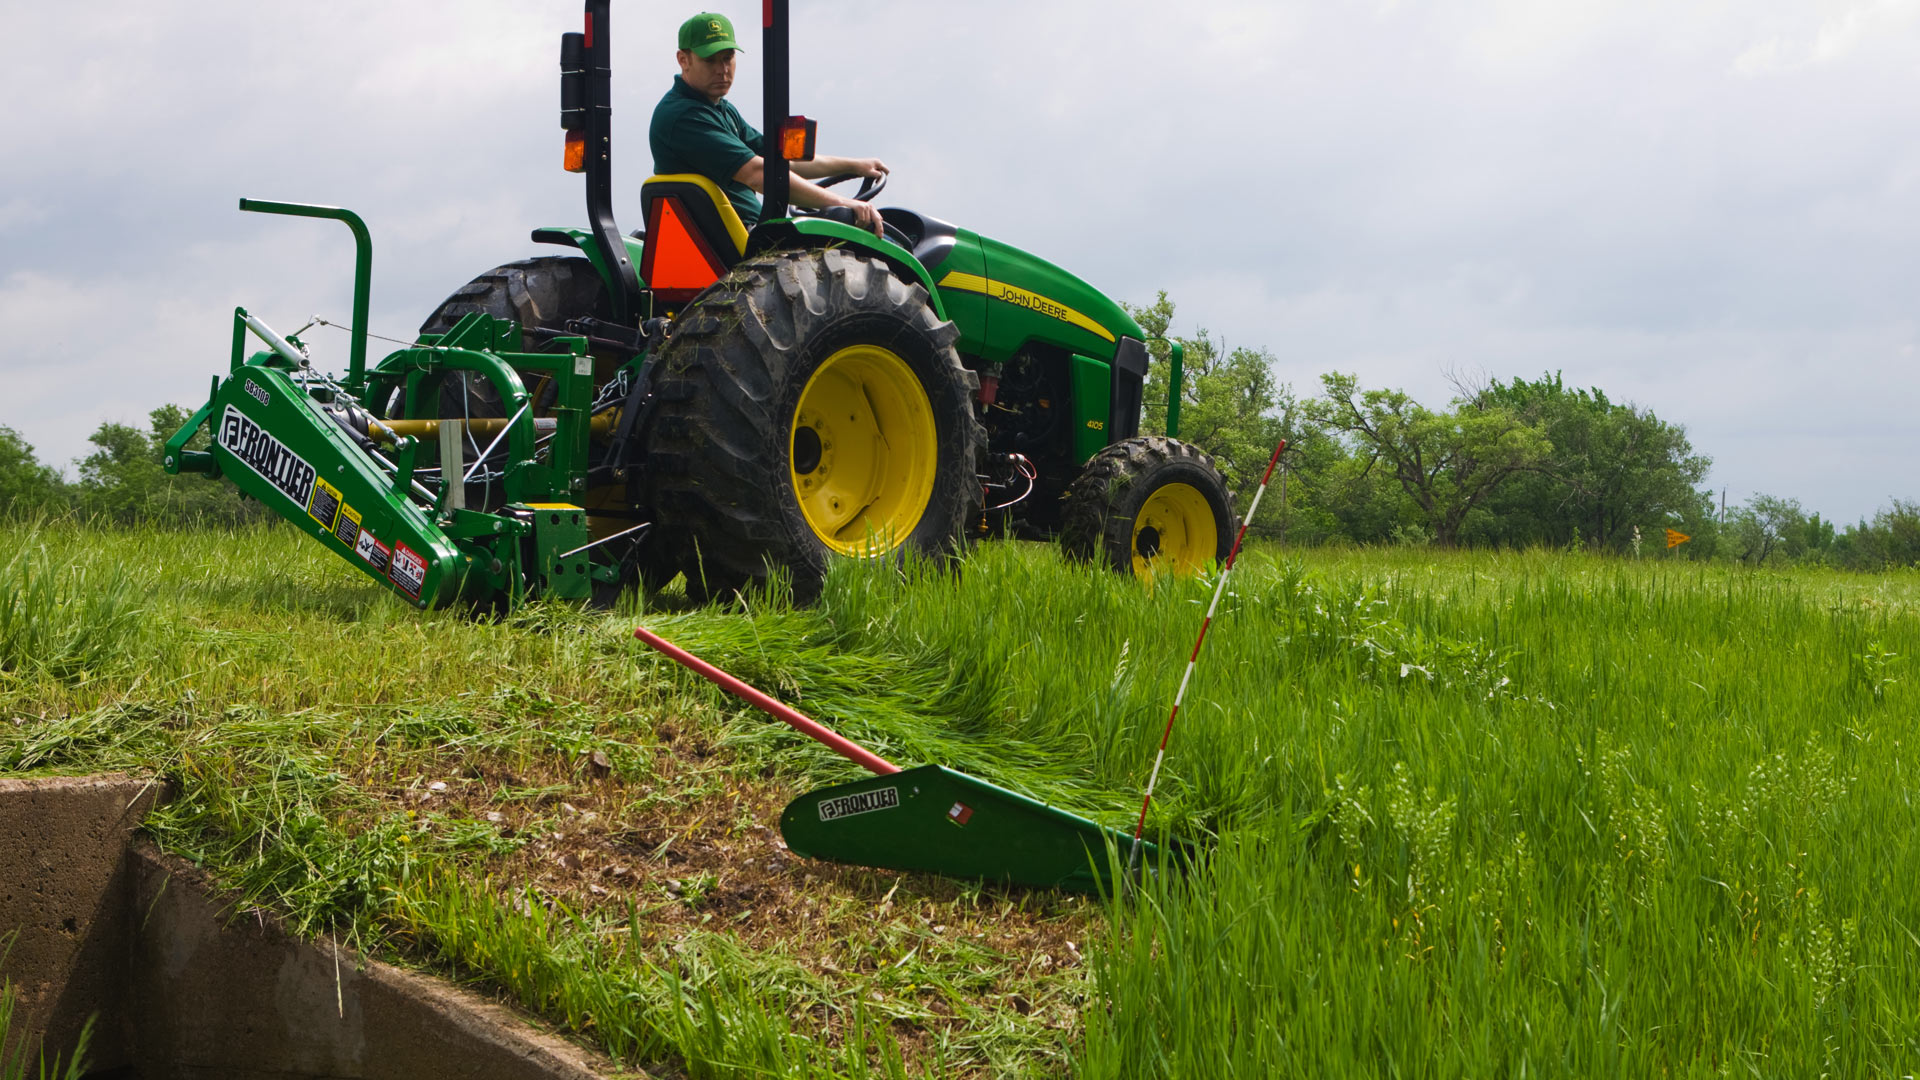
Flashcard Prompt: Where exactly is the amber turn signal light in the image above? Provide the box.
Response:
[779,116,817,162]
[564,129,587,173]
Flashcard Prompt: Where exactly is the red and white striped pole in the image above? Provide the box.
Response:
[1128,437,1287,873]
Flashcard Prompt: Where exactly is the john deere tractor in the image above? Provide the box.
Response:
[164,1,1235,609]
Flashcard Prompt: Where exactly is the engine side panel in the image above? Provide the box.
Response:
[940,235,1145,367]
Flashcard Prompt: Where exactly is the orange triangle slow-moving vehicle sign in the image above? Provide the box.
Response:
[641,196,727,303]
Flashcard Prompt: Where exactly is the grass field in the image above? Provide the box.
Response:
[4,521,1918,1077]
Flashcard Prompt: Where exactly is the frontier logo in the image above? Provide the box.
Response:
[816,786,900,822]
[218,405,317,507]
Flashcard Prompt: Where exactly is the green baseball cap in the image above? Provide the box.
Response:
[679,12,743,59]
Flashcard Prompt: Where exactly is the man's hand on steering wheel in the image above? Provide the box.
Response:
[816,161,889,237]
[844,200,884,237]
[845,157,889,184]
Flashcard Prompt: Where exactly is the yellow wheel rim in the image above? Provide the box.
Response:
[1130,482,1218,577]
[788,344,938,557]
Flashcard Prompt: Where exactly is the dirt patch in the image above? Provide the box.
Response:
[371,719,1101,1067]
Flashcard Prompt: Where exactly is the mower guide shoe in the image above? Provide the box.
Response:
[781,765,1161,893]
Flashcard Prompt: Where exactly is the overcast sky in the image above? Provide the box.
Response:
[3,0,1917,523]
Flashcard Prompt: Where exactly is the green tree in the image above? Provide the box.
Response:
[1307,373,1550,547]
[76,405,261,526]
[1468,374,1712,552]
[0,426,69,518]
[1124,292,1304,530]
[1727,493,1806,565]
[1831,501,1920,569]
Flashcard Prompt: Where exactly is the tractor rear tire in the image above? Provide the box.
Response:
[1060,436,1235,577]
[414,255,612,417]
[644,248,986,604]
[419,255,612,342]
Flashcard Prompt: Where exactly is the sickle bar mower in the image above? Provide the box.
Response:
[635,626,1166,891]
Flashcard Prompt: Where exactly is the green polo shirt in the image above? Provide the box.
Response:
[649,75,765,228]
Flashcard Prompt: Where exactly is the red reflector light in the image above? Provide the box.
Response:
[584,12,594,48]
[564,130,586,173]
[641,195,728,302]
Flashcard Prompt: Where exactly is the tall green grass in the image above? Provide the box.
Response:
[8,519,1920,1075]
[0,529,146,682]
[649,546,1920,1075]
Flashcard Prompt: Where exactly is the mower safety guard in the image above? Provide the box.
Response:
[237,200,373,394]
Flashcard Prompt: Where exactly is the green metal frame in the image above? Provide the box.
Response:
[1166,341,1184,439]
[238,200,373,394]
[164,199,610,609]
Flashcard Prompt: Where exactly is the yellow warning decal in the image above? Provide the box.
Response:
[307,477,343,530]
[937,271,1116,343]
[521,502,584,510]
[333,503,363,549]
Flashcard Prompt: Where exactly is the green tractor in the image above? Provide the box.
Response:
[164,1,1235,609]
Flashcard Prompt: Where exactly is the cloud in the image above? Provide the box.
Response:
[1733,0,1920,74]
[1,0,1917,521]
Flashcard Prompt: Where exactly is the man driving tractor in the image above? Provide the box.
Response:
[651,12,889,236]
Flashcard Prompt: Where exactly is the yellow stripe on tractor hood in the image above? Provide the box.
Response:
[937,271,1117,344]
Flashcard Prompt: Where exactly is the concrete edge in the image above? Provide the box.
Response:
[130,844,630,1080]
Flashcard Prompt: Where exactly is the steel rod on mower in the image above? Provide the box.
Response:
[634,626,901,776]
[372,414,615,443]
[1127,437,1289,873]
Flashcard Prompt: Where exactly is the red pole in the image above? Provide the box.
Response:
[634,626,901,776]
[1128,438,1287,870]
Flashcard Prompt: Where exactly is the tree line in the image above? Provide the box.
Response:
[0,405,270,529]
[1127,292,1920,571]
[3,296,1916,571]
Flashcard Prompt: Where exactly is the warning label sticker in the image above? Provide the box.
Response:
[389,540,426,600]
[308,478,343,531]
[356,528,390,574]
[217,405,316,508]
[333,503,362,549]
[817,786,899,822]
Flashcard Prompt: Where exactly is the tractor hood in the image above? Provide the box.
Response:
[882,209,1145,366]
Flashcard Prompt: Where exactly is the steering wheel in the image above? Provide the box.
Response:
[798,172,911,250]
[815,172,887,202]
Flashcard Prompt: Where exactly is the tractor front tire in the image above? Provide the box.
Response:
[645,248,985,604]
[1060,436,1235,577]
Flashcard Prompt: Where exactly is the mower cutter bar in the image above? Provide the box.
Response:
[634,625,1175,892]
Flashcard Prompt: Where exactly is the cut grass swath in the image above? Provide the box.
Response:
[635,624,1166,891]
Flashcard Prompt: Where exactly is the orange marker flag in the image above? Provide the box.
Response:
[1666,528,1691,548]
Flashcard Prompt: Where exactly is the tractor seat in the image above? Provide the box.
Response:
[639,174,749,304]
